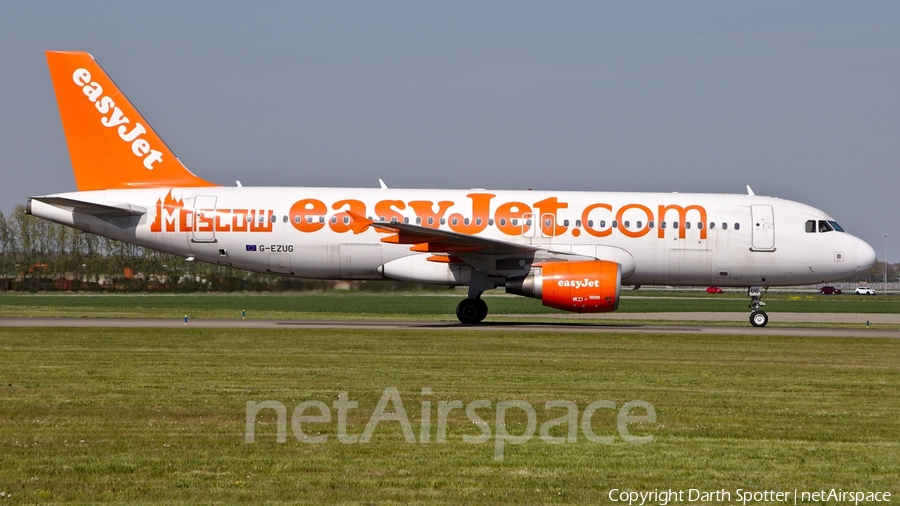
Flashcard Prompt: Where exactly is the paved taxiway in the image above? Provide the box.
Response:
[1,315,898,338]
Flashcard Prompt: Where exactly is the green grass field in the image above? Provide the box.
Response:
[1,327,898,503]
[0,291,897,320]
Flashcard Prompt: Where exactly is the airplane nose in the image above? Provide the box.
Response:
[855,239,877,271]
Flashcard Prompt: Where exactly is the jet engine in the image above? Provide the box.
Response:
[506,260,621,313]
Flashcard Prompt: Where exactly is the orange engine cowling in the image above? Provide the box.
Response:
[506,260,621,313]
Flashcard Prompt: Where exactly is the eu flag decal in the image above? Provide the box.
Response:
[245,245,257,252]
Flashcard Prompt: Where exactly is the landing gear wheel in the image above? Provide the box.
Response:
[750,311,768,327]
[456,298,487,324]
[475,298,488,322]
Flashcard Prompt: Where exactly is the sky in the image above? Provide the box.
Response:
[1,1,898,260]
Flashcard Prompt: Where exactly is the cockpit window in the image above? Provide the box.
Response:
[828,221,845,232]
[805,220,816,233]
[818,220,834,233]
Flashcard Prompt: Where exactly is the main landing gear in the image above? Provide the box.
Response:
[456,298,488,324]
[456,272,496,324]
[748,286,768,327]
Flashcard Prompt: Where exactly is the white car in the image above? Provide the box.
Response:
[854,287,877,296]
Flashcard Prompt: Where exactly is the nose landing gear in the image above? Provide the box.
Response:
[748,286,768,327]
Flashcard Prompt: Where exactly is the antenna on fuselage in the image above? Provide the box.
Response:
[746,185,755,196]
[379,179,388,189]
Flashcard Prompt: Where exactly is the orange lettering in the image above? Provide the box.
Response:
[196,209,214,233]
[494,201,532,236]
[658,204,707,240]
[232,209,249,232]
[408,200,454,229]
[374,200,406,224]
[581,203,612,237]
[250,210,274,232]
[616,203,652,238]
[533,197,568,237]
[448,193,494,234]
[290,199,326,233]
[330,199,367,234]
[215,210,231,232]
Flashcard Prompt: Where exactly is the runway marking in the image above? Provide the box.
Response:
[0,317,897,338]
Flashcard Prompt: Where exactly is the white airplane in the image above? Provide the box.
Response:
[29,51,877,327]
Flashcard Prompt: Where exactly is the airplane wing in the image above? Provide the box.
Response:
[345,211,591,260]
[29,197,146,218]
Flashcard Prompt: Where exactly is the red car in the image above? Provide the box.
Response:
[819,286,842,295]
[706,286,723,294]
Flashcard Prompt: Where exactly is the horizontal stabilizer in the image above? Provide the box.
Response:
[28,197,146,218]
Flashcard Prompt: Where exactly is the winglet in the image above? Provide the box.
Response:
[45,51,218,191]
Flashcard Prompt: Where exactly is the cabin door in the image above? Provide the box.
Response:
[750,205,775,251]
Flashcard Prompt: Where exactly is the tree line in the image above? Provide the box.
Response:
[0,205,893,292]
[0,206,328,292]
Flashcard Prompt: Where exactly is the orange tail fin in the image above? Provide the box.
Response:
[46,51,217,191]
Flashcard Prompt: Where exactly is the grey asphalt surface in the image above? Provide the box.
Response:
[0,315,898,338]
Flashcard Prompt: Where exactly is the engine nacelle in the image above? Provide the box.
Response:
[506,260,621,313]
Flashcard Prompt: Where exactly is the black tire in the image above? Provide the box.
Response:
[456,298,485,324]
[750,310,768,327]
[475,298,488,322]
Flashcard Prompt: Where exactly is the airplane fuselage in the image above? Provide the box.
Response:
[29,187,874,287]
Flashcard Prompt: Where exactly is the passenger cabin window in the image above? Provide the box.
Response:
[563,219,569,227]
[673,221,679,229]
[722,223,727,230]
[661,221,667,229]
[575,220,582,227]
[697,222,703,229]
[649,221,654,229]
[624,221,630,228]
[685,222,691,229]
[734,223,740,230]
[710,222,715,229]
[818,220,833,233]
[806,220,816,233]
[636,221,642,228]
